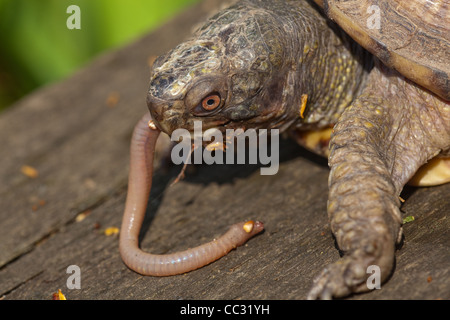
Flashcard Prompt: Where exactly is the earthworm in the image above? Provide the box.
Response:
[119,113,264,276]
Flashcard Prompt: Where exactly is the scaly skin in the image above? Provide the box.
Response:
[144,0,450,298]
[308,61,449,299]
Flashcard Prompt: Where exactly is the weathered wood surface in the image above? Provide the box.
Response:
[0,0,448,300]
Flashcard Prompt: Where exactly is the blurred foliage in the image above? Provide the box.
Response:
[0,0,199,110]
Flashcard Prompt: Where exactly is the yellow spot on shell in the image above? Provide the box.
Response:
[243,220,255,233]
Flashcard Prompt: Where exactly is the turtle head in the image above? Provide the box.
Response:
[147,5,290,136]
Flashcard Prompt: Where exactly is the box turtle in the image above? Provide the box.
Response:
[119,0,449,299]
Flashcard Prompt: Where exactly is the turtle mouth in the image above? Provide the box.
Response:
[147,96,183,135]
[147,94,232,138]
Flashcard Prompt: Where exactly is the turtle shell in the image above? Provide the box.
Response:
[313,0,449,100]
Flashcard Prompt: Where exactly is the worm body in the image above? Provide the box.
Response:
[119,113,264,276]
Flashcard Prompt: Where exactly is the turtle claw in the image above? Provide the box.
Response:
[307,256,369,300]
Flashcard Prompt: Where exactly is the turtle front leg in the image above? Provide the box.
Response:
[308,63,450,299]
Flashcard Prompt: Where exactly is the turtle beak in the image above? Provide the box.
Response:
[147,96,185,135]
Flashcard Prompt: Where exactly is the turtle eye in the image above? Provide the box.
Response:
[201,93,221,111]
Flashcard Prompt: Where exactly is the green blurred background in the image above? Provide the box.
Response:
[0,0,200,111]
